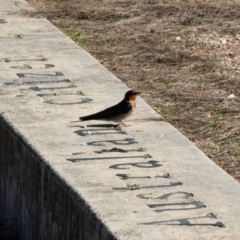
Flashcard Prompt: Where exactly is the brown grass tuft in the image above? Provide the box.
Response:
[26,0,240,181]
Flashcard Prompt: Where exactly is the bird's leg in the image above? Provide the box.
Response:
[119,121,127,126]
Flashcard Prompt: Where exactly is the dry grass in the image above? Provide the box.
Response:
[26,0,240,181]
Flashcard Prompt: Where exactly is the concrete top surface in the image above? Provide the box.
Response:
[1,0,240,239]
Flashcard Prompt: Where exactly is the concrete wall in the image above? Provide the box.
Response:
[0,116,116,240]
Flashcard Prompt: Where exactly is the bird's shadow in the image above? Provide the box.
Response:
[82,124,120,128]
[69,123,128,128]
[73,124,127,136]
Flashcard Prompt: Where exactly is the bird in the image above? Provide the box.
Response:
[79,89,140,125]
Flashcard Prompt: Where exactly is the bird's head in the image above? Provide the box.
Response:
[124,89,140,101]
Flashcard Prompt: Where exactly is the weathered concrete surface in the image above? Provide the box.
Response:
[0,0,240,239]
[0,117,115,240]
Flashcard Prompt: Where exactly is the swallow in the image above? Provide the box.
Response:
[79,89,140,125]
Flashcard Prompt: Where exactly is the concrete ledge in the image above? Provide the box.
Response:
[0,115,116,240]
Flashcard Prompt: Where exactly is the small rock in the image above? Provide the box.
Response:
[176,36,181,41]
[206,113,211,118]
[214,72,222,77]
[227,94,235,100]
[219,38,227,45]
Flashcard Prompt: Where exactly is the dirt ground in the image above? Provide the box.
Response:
[26,0,240,181]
